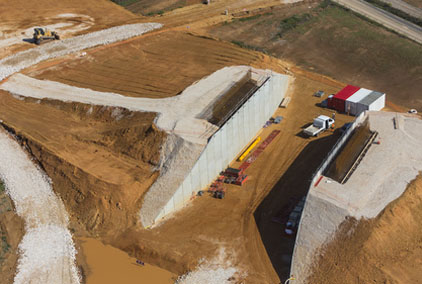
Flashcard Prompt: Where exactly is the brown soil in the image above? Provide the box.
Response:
[143,0,293,29]
[403,0,422,8]
[125,0,203,15]
[0,0,136,31]
[207,2,422,111]
[0,0,139,59]
[77,237,175,283]
[0,184,24,284]
[26,31,265,98]
[0,92,166,237]
[307,174,422,284]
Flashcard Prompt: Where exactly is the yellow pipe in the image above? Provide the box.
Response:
[238,136,261,161]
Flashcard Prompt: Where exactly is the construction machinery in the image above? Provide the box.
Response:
[32,28,60,45]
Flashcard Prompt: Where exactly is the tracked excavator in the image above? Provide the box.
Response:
[32,28,60,45]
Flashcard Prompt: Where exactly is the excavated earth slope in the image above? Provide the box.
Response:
[307,174,422,283]
[0,91,165,238]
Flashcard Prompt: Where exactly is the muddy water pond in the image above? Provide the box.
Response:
[79,238,175,284]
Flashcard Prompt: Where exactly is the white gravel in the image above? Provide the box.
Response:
[0,22,162,81]
[175,248,239,284]
[0,130,80,284]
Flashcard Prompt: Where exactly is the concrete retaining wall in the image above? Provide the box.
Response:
[153,73,290,224]
[309,111,367,188]
[290,111,368,283]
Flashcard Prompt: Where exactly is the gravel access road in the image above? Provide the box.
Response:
[0,130,80,284]
[333,0,422,44]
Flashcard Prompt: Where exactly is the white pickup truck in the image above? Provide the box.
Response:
[303,115,335,137]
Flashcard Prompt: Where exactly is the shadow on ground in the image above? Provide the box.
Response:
[254,132,342,282]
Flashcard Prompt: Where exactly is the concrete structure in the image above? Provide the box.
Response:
[148,71,290,226]
[290,111,422,283]
[345,88,371,115]
[356,91,385,115]
[328,85,359,113]
[0,66,290,228]
[329,85,385,116]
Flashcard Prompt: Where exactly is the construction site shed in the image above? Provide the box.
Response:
[345,88,372,116]
[328,85,360,113]
[356,91,385,115]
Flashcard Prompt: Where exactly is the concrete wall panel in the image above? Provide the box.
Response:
[221,126,228,168]
[198,153,208,189]
[155,74,290,223]
[190,160,201,195]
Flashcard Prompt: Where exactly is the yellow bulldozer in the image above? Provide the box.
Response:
[33,28,60,45]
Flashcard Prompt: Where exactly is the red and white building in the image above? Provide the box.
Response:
[328,85,386,116]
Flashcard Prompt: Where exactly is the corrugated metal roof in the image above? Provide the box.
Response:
[333,85,360,100]
[346,88,372,103]
[358,91,385,106]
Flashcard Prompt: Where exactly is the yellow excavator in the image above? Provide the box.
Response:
[32,28,60,45]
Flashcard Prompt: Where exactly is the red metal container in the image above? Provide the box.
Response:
[328,85,360,112]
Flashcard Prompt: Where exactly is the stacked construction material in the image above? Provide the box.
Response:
[239,130,281,171]
[328,85,385,116]
[222,167,248,186]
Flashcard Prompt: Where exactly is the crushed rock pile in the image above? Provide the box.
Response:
[0,130,80,284]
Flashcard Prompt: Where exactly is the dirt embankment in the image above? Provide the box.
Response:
[0,183,24,284]
[308,174,422,284]
[26,31,264,99]
[0,91,165,238]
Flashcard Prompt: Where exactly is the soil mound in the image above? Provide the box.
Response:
[307,174,422,284]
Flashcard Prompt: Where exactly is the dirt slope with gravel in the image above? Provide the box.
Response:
[307,174,422,284]
[0,93,165,239]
